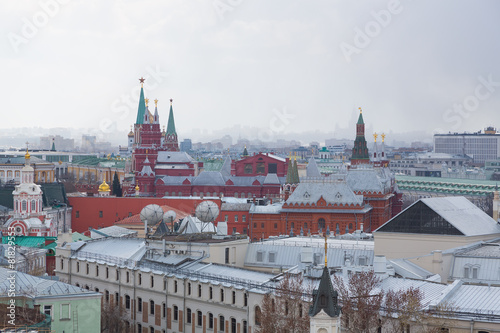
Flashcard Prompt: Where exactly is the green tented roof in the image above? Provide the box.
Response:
[166,103,177,135]
[136,86,146,124]
[357,111,364,124]
[1,236,56,248]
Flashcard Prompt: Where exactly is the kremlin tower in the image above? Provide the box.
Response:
[129,77,180,196]
[351,107,370,165]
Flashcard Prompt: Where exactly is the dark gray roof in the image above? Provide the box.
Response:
[306,157,321,177]
[157,151,195,163]
[221,202,252,211]
[193,171,225,186]
[286,182,363,206]
[345,168,389,193]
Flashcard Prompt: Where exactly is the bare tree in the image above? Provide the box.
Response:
[333,271,384,333]
[256,273,311,333]
[384,287,427,332]
[101,300,128,333]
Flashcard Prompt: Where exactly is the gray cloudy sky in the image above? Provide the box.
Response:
[2,0,500,144]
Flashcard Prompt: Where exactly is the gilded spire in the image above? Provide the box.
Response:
[359,107,362,114]
[373,132,378,142]
[324,232,328,266]
[154,99,158,107]
[381,133,386,142]
[145,98,149,107]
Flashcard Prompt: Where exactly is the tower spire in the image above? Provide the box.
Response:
[136,77,146,124]
[164,98,179,151]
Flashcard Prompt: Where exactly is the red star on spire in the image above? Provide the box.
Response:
[139,77,145,84]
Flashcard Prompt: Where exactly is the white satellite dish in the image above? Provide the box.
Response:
[163,210,176,223]
[195,200,220,223]
[140,204,163,226]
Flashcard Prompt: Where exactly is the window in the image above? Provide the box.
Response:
[173,305,179,320]
[139,273,142,285]
[60,259,64,270]
[150,327,154,333]
[138,297,142,312]
[198,284,202,297]
[76,262,80,273]
[105,290,109,302]
[150,300,154,315]
[224,215,228,222]
[274,223,277,229]
[187,308,192,323]
[43,305,52,317]
[96,265,99,277]
[255,306,261,325]
[209,287,213,299]
[243,320,248,333]
[234,215,238,222]
[163,280,166,290]
[61,304,70,319]
[225,247,230,264]
[242,215,246,222]
[318,218,326,230]
[174,280,178,293]
[256,162,265,174]
[219,315,225,331]
[138,324,142,332]
[231,318,237,333]
[162,303,166,318]
[232,291,236,304]
[150,275,154,288]
[268,163,277,173]
[208,313,214,329]
[256,251,264,262]
[126,271,130,283]
[244,293,248,306]
[472,266,479,279]
[106,267,109,279]
[244,163,253,174]
[22,200,27,211]
[254,223,257,228]
[86,263,89,274]
[464,266,470,278]
[115,292,119,305]
[116,269,119,281]
[220,289,225,302]
[304,222,308,230]
[188,282,191,295]
[197,310,202,326]
[99,211,103,218]
[125,295,131,309]
[269,252,276,263]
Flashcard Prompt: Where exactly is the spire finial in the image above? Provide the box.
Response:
[373,132,378,142]
[324,231,328,266]
[145,98,149,107]
[359,107,362,114]
[139,77,145,88]
[170,98,173,105]
[154,99,158,107]
[381,133,386,142]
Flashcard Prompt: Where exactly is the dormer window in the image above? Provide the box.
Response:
[335,192,342,200]
[304,192,310,199]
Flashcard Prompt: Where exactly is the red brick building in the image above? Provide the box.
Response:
[232,153,288,177]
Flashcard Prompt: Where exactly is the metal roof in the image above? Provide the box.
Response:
[157,151,195,163]
[0,267,99,298]
[421,197,500,236]
[285,182,363,206]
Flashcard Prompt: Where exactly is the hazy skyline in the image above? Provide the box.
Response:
[2,1,499,146]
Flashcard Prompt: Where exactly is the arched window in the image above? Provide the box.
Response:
[255,306,261,326]
[318,218,326,230]
[231,318,236,333]
[186,308,192,323]
[208,313,214,329]
[125,295,130,309]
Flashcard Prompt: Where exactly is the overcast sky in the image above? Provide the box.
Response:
[2,0,500,145]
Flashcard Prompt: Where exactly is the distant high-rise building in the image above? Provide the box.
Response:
[434,127,500,164]
[39,135,74,151]
[180,139,192,152]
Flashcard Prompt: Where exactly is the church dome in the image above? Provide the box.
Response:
[98,180,110,192]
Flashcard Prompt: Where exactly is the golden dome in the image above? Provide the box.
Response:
[98,180,110,192]
[135,185,140,191]
[25,148,30,160]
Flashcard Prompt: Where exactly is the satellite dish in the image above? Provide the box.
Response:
[140,204,163,226]
[195,200,219,222]
[163,210,176,223]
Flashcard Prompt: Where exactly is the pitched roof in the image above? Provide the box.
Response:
[286,182,363,206]
[309,267,341,317]
[376,196,500,236]
[0,267,99,298]
[156,151,194,163]
[306,157,321,178]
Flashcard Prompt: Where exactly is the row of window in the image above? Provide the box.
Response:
[224,214,247,222]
